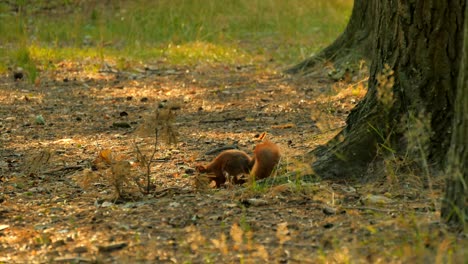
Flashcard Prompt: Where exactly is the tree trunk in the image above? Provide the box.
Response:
[441,3,468,230]
[310,1,465,180]
[286,0,377,74]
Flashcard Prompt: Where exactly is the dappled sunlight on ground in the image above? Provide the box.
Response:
[1,57,465,262]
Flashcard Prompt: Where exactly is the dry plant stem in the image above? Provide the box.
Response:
[133,142,149,194]
[133,107,177,193]
[136,109,161,194]
[132,110,160,194]
[147,110,161,193]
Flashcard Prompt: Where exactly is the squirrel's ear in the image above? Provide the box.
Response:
[256,132,268,141]
[195,165,205,172]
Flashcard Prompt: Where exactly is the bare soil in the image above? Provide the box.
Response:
[0,61,465,263]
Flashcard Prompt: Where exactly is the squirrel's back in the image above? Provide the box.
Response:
[196,149,251,187]
[250,140,280,180]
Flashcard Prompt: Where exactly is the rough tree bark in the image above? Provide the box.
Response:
[441,3,468,230]
[286,0,377,74]
[309,1,465,180]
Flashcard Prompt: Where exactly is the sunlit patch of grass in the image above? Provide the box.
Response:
[9,45,107,77]
[13,46,38,83]
[162,42,252,65]
[0,0,352,70]
[8,42,250,75]
[119,41,252,66]
[0,48,8,73]
[28,45,104,63]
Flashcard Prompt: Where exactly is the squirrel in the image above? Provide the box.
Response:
[249,140,280,181]
[196,140,280,187]
[195,149,252,187]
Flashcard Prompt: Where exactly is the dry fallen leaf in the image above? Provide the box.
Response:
[99,149,113,164]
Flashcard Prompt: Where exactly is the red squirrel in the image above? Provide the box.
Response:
[196,149,252,187]
[249,140,280,181]
[196,140,280,187]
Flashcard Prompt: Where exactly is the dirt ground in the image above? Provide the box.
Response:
[0,61,465,263]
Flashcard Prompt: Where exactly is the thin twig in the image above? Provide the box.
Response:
[199,116,245,123]
[42,166,85,175]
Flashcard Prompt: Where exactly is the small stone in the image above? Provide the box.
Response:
[111,122,131,128]
[244,198,268,206]
[322,205,337,215]
[97,242,127,253]
[13,68,23,80]
[169,202,180,208]
[101,201,113,207]
[35,115,45,125]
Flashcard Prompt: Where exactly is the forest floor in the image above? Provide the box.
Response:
[1,58,466,263]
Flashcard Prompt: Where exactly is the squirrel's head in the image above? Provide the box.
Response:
[195,165,207,173]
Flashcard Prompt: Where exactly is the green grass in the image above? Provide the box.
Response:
[0,0,352,74]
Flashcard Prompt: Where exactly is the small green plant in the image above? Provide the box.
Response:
[239,207,251,233]
[371,64,438,201]
[246,177,269,193]
[401,110,436,206]
[14,46,38,83]
[34,233,52,246]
